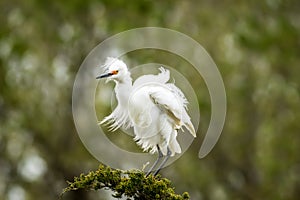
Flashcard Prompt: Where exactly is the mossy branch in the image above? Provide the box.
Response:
[61,165,190,200]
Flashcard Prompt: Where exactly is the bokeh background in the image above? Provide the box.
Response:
[1,0,300,199]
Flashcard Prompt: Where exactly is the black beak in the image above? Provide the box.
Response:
[96,72,113,79]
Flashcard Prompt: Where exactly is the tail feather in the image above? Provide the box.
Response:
[184,121,196,137]
[169,130,181,156]
[169,140,181,156]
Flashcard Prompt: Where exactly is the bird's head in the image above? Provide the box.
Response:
[96,57,130,82]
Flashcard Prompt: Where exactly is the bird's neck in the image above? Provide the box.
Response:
[114,75,133,107]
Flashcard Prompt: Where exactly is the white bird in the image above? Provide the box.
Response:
[96,57,196,175]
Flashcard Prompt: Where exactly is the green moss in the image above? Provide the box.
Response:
[61,164,190,200]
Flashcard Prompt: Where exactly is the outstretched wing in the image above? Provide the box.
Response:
[149,86,196,137]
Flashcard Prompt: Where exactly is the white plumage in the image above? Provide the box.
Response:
[97,57,196,173]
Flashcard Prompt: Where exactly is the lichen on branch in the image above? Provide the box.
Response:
[61,165,190,200]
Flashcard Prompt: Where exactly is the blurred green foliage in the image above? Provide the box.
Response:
[0,0,300,200]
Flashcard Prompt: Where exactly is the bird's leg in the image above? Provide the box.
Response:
[153,147,171,176]
[146,145,163,176]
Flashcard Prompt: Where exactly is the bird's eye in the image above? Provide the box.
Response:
[112,70,119,75]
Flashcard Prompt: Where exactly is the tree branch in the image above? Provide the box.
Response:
[61,165,190,200]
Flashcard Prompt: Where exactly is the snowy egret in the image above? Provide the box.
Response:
[96,57,196,175]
